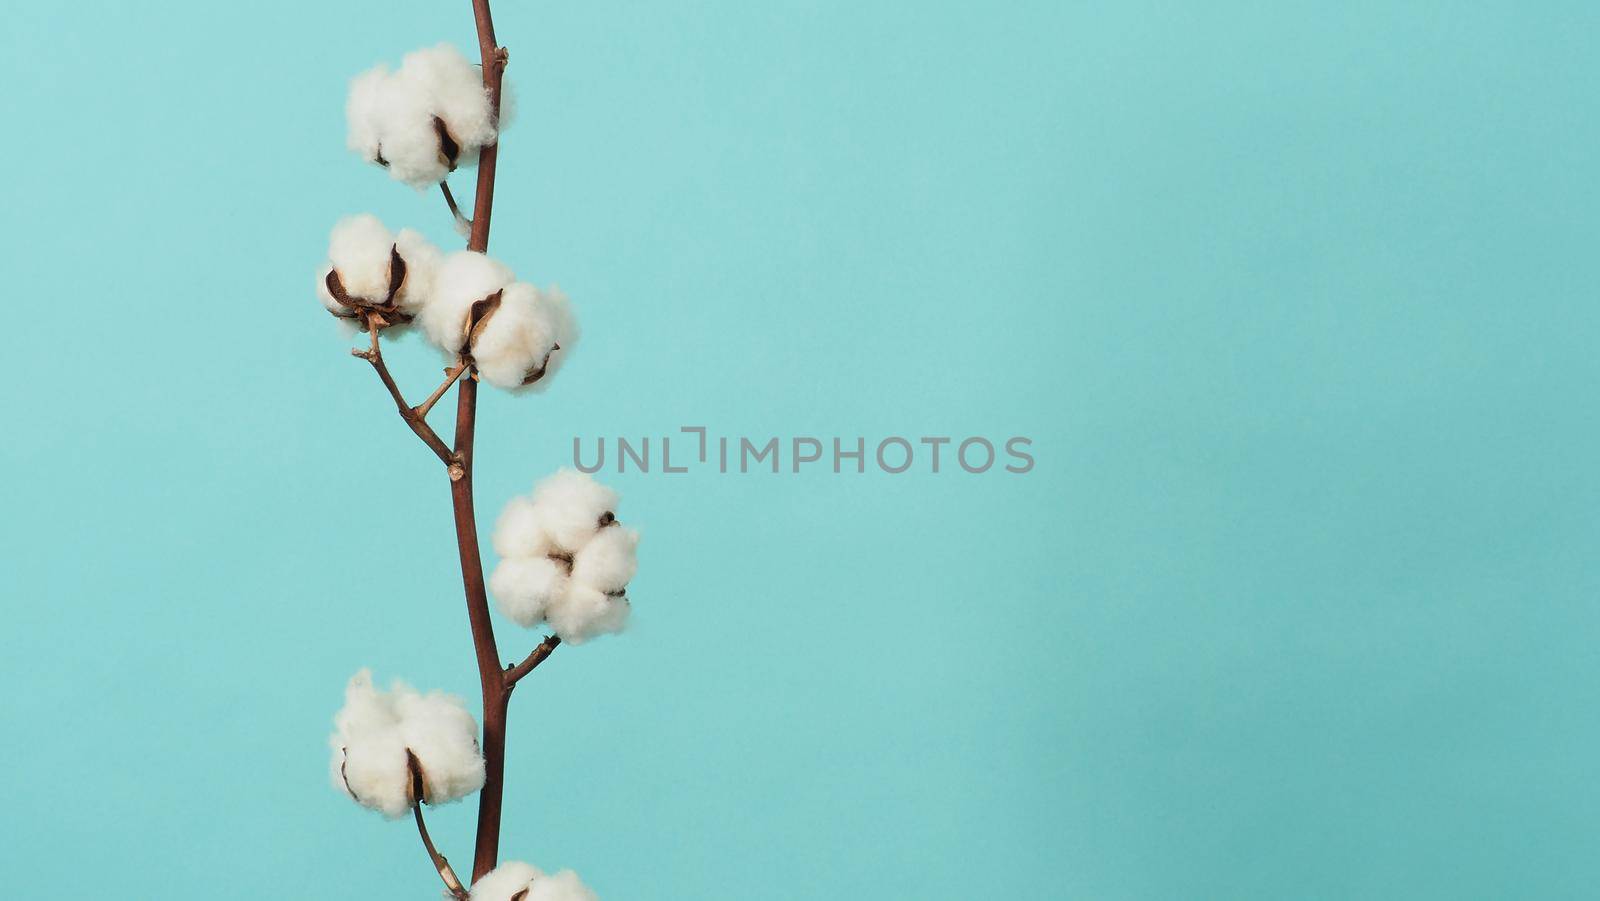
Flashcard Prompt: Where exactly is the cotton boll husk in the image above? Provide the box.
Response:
[571,525,639,594]
[527,870,599,901]
[531,469,619,553]
[393,689,485,806]
[493,496,555,559]
[422,251,516,354]
[473,283,560,390]
[315,266,350,318]
[469,862,544,901]
[326,214,397,303]
[489,556,568,627]
[545,583,629,644]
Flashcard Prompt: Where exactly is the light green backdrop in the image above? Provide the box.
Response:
[2,1,1597,898]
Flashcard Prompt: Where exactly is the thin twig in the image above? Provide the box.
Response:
[409,752,469,899]
[440,181,473,234]
[352,316,462,472]
[504,635,561,688]
[415,362,469,420]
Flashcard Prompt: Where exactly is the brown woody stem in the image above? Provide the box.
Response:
[459,0,514,882]
[409,752,468,899]
[440,181,472,232]
[504,635,561,688]
[354,317,460,469]
[415,363,468,420]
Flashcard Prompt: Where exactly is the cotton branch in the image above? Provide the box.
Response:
[351,315,465,477]
[417,362,470,420]
[440,181,473,234]
[408,752,469,900]
[504,635,561,688]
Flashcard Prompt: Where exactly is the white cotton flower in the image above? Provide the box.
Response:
[328,669,485,819]
[315,214,441,328]
[469,863,598,901]
[346,44,506,190]
[488,470,637,643]
[419,252,579,390]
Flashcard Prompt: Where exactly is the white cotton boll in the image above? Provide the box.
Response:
[346,44,508,191]
[334,731,411,818]
[489,471,637,640]
[326,214,396,303]
[526,870,600,901]
[489,556,568,627]
[328,669,411,817]
[469,862,544,901]
[318,216,443,325]
[518,286,580,394]
[473,283,561,390]
[394,689,485,807]
[346,62,452,188]
[379,85,451,188]
[327,670,484,818]
[422,251,516,354]
[496,79,518,134]
[545,583,629,644]
[571,525,639,595]
[397,44,498,159]
[493,496,554,559]
[393,228,442,316]
[531,469,619,553]
[346,67,389,163]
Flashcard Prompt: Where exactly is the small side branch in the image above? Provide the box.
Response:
[416,362,469,420]
[352,316,464,476]
[440,181,473,234]
[504,635,561,688]
[409,752,469,899]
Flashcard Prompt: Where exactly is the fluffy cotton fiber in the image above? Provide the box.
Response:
[488,470,638,643]
[328,669,485,818]
[347,44,506,189]
[315,214,441,327]
[420,251,579,391]
[470,863,599,901]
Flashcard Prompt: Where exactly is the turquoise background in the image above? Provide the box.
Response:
[2,1,1597,897]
